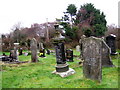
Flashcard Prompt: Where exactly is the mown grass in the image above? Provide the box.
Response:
[1,49,119,88]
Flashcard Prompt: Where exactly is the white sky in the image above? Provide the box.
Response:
[0,0,119,34]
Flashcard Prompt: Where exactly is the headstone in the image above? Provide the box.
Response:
[39,42,44,50]
[30,38,38,62]
[55,42,69,72]
[46,49,50,55]
[79,35,86,60]
[9,50,15,62]
[39,48,45,57]
[39,43,46,57]
[52,24,75,77]
[76,45,80,52]
[19,48,23,55]
[24,52,28,56]
[106,34,117,55]
[13,43,19,61]
[66,49,73,62]
[102,40,114,67]
[81,36,102,82]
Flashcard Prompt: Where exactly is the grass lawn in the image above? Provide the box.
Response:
[1,49,119,88]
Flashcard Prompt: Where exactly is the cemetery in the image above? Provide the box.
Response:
[0,2,119,89]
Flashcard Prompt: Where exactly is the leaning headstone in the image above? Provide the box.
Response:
[106,34,117,55]
[102,40,114,67]
[30,38,38,62]
[66,49,74,62]
[81,36,102,82]
[76,45,80,52]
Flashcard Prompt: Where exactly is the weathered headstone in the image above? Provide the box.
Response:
[66,49,74,62]
[39,48,45,57]
[81,36,102,82]
[39,42,44,50]
[106,34,117,55]
[13,43,19,61]
[76,45,80,52]
[30,38,38,62]
[79,35,86,60]
[39,43,45,57]
[102,40,114,67]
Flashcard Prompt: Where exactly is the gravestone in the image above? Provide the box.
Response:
[39,48,45,57]
[13,43,19,61]
[39,42,44,50]
[79,35,86,60]
[81,36,102,82]
[66,49,73,62]
[54,42,69,72]
[76,45,80,52]
[102,40,114,67]
[39,43,45,57]
[46,49,50,55]
[19,48,23,55]
[9,50,14,61]
[106,34,117,55]
[52,24,75,77]
[30,38,38,62]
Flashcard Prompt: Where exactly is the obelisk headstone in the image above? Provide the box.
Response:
[52,24,75,77]
[30,38,38,62]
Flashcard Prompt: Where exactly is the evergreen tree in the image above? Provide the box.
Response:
[76,3,107,37]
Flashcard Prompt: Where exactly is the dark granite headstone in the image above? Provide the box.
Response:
[30,38,38,62]
[66,49,73,62]
[82,36,102,82]
[106,34,117,55]
[54,42,69,72]
[19,48,23,55]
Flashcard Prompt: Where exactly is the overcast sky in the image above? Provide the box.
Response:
[0,0,119,34]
